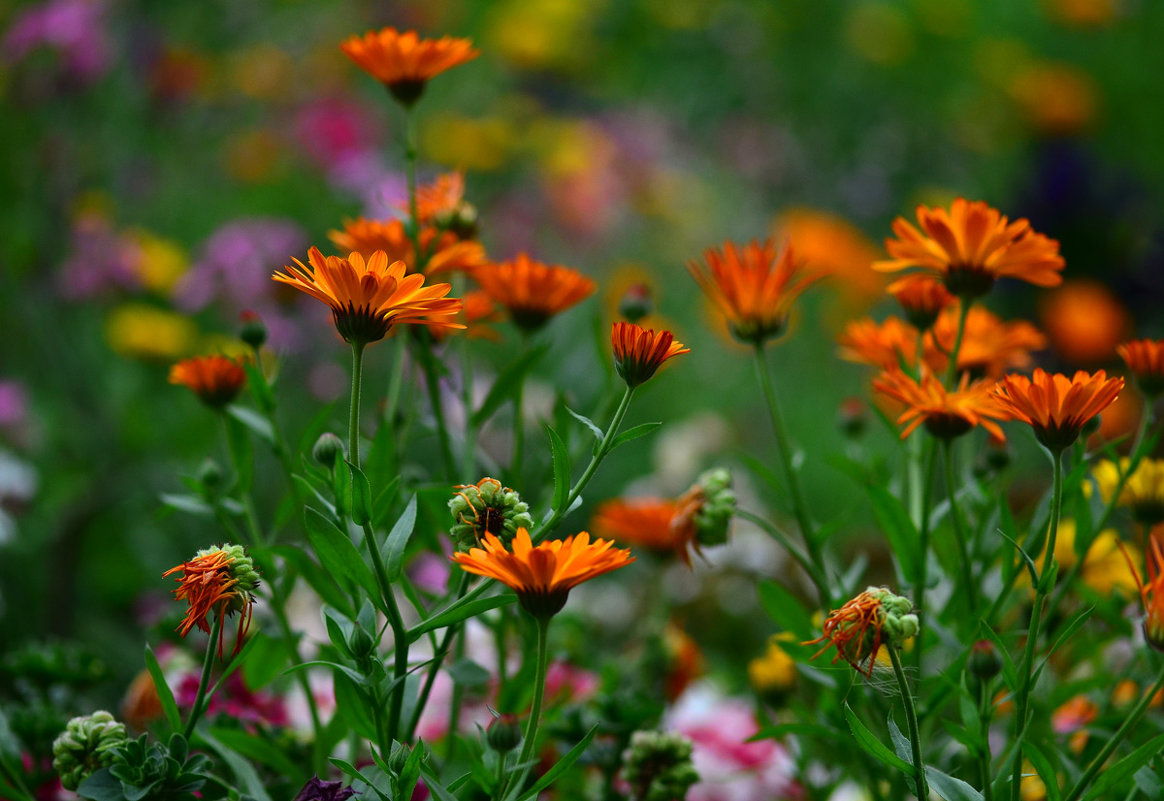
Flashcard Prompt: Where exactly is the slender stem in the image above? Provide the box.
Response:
[405,573,472,739]
[493,751,507,801]
[460,323,477,478]
[979,682,994,801]
[418,338,457,481]
[1009,449,1064,801]
[737,508,828,601]
[943,441,978,616]
[506,616,551,798]
[888,645,928,800]
[349,342,366,468]
[183,613,223,738]
[914,440,936,674]
[1063,660,1164,801]
[944,299,971,387]
[512,364,525,486]
[404,108,422,259]
[363,519,409,745]
[753,345,826,602]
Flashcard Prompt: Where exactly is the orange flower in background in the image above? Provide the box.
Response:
[838,316,919,370]
[591,497,697,564]
[163,544,260,658]
[406,171,466,225]
[272,247,464,345]
[875,199,1065,297]
[873,368,1008,441]
[1039,280,1130,364]
[611,322,690,387]
[993,368,1123,452]
[340,28,479,105]
[169,355,247,408]
[888,275,954,331]
[451,527,633,620]
[689,240,824,345]
[473,253,596,332]
[664,622,705,702]
[773,208,883,315]
[121,670,163,732]
[1052,695,1098,753]
[926,305,1046,378]
[328,218,486,275]
[1119,339,1164,397]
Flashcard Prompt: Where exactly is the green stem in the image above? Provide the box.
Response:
[364,519,409,746]
[417,337,457,481]
[737,508,828,602]
[349,342,366,468]
[1063,660,1164,801]
[183,613,223,738]
[753,345,825,602]
[506,616,551,798]
[494,750,508,801]
[1009,449,1064,801]
[944,299,971,386]
[405,108,422,259]
[979,682,994,801]
[405,573,472,739]
[888,645,928,800]
[943,441,978,617]
[512,365,525,487]
[914,440,936,674]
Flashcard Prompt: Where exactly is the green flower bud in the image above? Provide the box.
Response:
[239,311,268,349]
[197,458,224,493]
[622,730,699,801]
[691,468,736,548]
[486,714,523,753]
[448,478,533,552]
[968,639,1002,686]
[313,433,344,469]
[618,284,653,324]
[52,711,127,791]
[437,202,479,241]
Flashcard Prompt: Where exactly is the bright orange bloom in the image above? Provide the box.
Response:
[993,368,1124,452]
[451,527,633,619]
[328,218,486,275]
[168,355,247,408]
[163,544,260,658]
[272,247,463,345]
[1119,339,1164,397]
[875,199,1065,297]
[689,240,823,345]
[473,253,596,332]
[1123,532,1164,651]
[873,368,1008,441]
[406,171,466,225]
[611,322,689,387]
[837,316,919,370]
[888,275,954,331]
[340,28,478,105]
[925,305,1046,379]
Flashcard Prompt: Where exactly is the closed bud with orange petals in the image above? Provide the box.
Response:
[1119,339,1164,398]
[888,275,954,331]
[993,368,1123,453]
[340,28,478,106]
[169,355,247,408]
[611,322,690,388]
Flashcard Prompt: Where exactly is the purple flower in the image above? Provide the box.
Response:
[3,0,112,83]
[56,212,140,299]
[292,777,357,801]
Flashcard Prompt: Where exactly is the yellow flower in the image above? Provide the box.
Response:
[1022,519,1140,596]
[748,634,798,700]
[106,304,197,361]
[1092,458,1164,526]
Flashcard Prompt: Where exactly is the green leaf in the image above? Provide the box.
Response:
[144,644,181,732]
[346,461,373,527]
[332,670,378,740]
[757,579,815,640]
[925,765,985,801]
[1025,742,1062,801]
[1035,606,1094,682]
[515,725,598,801]
[886,716,912,768]
[207,727,307,786]
[226,405,275,445]
[997,527,1039,587]
[975,621,1018,690]
[608,421,662,452]
[867,483,920,583]
[1134,765,1164,800]
[382,495,418,581]
[843,703,913,774]
[196,729,273,801]
[241,361,275,413]
[397,740,426,800]
[564,405,604,442]
[408,594,515,642]
[1081,733,1164,801]
[303,507,382,610]
[472,344,549,427]
[271,544,352,616]
[240,631,289,690]
[447,658,491,689]
[76,769,124,801]
[546,424,571,512]
[224,412,255,493]
[159,493,214,517]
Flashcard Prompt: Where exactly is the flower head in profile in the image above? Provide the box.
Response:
[611,322,690,388]
[875,199,1064,298]
[689,240,823,345]
[340,28,479,106]
[328,218,486,275]
[805,587,918,677]
[873,367,1008,442]
[406,171,470,228]
[1122,531,1164,652]
[169,355,247,408]
[272,247,463,345]
[837,316,919,370]
[473,253,596,332]
[451,527,633,620]
[163,544,260,658]
[925,305,1046,379]
[992,368,1123,453]
[1119,339,1164,398]
[888,275,954,331]
[1092,458,1164,526]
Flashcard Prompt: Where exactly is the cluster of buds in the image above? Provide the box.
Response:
[621,730,700,801]
[51,710,128,790]
[807,587,918,677]
[677,468,737,552]
[448,478,534,551]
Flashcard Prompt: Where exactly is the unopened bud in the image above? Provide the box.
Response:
[486,714,523,753]
[838,397,867,439]
[618,284,653,323]
[52,711,128,791]
[239,310,267,349]
[198,458,224,493]
[968,639,1002,685]
[313,433,344,468]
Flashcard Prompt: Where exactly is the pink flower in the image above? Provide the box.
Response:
[3,0,112,83]
[544,661,599,704]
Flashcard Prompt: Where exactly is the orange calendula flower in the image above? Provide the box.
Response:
[805,587,918,677]
[875,199,1065,297]
[405,171,467,226]
[1123,532,1164,651]
[592,497,688,557]
[889,275,954,331]
[689,240,823,345]
[340,28,479,106]
[1119,339,1164,398]
[873,368,1008,442]
[473,253,596,332]
[328,218,486,275]
[163,544,260,658]
[611,322,690,388]
[272,247,463,345]
[925,305,1046,379]
[169,355,247,408]
[451,527,633,620]
[992,368,1124,453]
[837,316,919,370]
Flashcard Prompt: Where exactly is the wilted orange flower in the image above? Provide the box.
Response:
[169,355,247,408]
[873,368,1008,441]
[328,218,486,275]
[1123,532,1164,652]
[805,587,918,677]
[1039,280,1129,364]
[875,199,1065,297]
[272,247,463,345]
[1119,339,1164,397]
[406,171,466,225]
[163,544,260,658]
[888,275,954,331]
[689,240,823,345]
[340,28,479,105]
[451,527,633,620]
[837,316,919,370]
[993,368,1124,452]
[611,322,689,387]
[926,305,1046,378]
[473,253,596,332]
